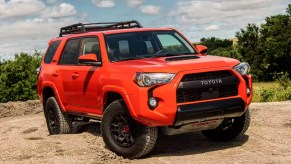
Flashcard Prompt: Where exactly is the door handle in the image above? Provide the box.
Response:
[52,72,59,77]
[72,73,79,79]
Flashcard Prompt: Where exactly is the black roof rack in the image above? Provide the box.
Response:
[59,20,143,37]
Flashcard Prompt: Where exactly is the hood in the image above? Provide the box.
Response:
[109,55,240,73]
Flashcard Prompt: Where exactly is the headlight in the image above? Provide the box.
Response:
[134,73,176,87]
[233,62,250,75]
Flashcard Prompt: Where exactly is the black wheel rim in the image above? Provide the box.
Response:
[47,104,59,134]
[110,112,137,148]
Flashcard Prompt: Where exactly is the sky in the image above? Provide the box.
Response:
[0,0,290,60]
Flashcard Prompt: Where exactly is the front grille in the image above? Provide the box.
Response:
[177,71,238,103]
[181,70,232,82]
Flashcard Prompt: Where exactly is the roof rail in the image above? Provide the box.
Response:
[59,20,143,37]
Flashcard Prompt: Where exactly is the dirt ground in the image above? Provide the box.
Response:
[0,101,290,164]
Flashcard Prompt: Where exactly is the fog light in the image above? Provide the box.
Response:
[148,97,158,108]
[247,87,251,96]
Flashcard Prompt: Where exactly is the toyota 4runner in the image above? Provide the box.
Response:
[37,20,252,159]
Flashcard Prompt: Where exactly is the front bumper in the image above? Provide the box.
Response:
[174,97,245,126]
[125,67,252,126]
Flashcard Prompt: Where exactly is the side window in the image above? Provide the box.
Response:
[157,34,189,52]
[59,39,80,65]
[44,40,61,64]
[80,37,101,59]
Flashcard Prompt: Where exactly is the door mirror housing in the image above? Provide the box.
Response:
[195,45,208,55]
[79,54,102,66]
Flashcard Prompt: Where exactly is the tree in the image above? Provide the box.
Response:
[198,37,233,53]
[287,4,291,15]
[210,47,243,61]
[235,4,291,81]
[235,24,265,80]
[0,52,42,102]
[197,37,242,61]
[260,12,291,80]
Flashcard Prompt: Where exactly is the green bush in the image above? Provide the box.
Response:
[0,52,42,103]
[274,72,290,90]
[260,88,275,102]
[252,82,291,102]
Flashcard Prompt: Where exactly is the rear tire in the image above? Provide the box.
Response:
[202,108,250,142]
[101,99,158,159]
[44,97,72,135]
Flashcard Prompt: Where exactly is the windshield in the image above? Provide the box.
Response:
[105,31,197,62]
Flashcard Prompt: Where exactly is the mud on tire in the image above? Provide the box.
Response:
[44,97,72,135]
[202,108,250,142]
[101,99,158,159]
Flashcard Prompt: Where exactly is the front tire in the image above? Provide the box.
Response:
[202,108,250,142]
[44,97,72,135]
[101,100,158,159]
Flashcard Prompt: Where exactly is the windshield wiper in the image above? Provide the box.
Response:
[113,56,147,62]
[155,49,168,54]
[152,50,196,58]
[149,50,174,57]
[155,52,197,57]
[113,52,196,61]
[178,52,196,55]
[152,54,179,58]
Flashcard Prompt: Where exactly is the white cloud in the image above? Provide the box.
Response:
[47,0,60,4]
[0,0,46,18]
[0,17,78,60]
[91,0,115,8]
[171,0,289,27]
[0,0,81,59]
[42,3,77,18]
[0,17,75,41]
[204,25,220,31]
[0,0,77,19]
[90,0,143,8]
[126,0,144,7]
[166,0,289,41]
[0,0,83,60]
[139,5,160,15]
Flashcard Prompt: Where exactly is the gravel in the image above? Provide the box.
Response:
[0,101,290,163]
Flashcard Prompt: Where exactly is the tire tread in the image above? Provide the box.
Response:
[45,97,72,134]
[101,99,158,159]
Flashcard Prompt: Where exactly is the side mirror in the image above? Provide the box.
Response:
[195,45,208,55]
[79,54,102,66]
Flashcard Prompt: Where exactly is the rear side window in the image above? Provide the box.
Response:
[44,40,61,64]
[59,39,81,65]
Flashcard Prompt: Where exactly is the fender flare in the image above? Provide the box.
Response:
[41,82,67,112]
[101,85,137,118]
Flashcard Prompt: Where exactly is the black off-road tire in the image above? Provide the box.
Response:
[101,99,158,159]
[202,108,250,142]
[44,97,72,135]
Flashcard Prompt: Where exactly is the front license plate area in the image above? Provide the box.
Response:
[201,91,219,99]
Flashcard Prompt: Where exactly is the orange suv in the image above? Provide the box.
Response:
[37,20,252,159]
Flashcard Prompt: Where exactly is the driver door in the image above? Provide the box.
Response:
[71,37,102,114]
